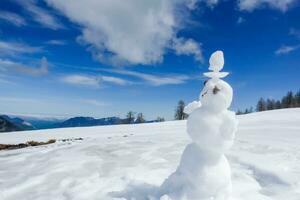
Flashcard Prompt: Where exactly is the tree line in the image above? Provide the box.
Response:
[238,90,300,115]
[122,111,165,124]
[175,89,300,118]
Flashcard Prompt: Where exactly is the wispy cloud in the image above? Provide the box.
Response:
[0,78,13,84]
[61,74,130,88]
[275,45,300,55]
[46,40,67,45]
[172,38,203,62]
[0,40,42,56]
[0,11,26,27]
[61,74,100,87]
[17,0,64,30]
[0,57,48,76]
[80,99,109,107]
[238,0,297,12]
[104,69,191,86]
[0,96,40,103]
[101,76,131,86]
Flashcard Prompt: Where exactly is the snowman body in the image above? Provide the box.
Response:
[160,143,232,200]
[160,51,237,200]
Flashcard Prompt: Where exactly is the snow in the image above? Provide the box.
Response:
[205,50,228,79]
[0,108,300,200]
[183,101,201,115]
[209,50,224,72]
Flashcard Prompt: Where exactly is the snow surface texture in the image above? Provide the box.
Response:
[0,109,300,199]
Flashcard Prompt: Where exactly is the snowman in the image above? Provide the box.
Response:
[159,51,238,200]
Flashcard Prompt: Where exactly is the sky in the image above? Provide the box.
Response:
[0,0,300,120]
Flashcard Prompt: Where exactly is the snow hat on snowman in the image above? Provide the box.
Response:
[200,50,233,111]
[204,50,229,79]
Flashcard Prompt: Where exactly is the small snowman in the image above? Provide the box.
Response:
[159,51,238,200]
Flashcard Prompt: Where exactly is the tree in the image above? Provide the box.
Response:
[236,109,243,115]
[266,99,275,110]
[281,91,294,108]
[249,106,254,113]
[295,90,300,107]
[156,117,165,122]
[135,113,146,123]
[275,100,281,109]
[256,98,267,112]
[124,111,135,124]
[175,100,187,120]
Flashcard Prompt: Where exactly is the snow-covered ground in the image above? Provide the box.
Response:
[0,108,300,200]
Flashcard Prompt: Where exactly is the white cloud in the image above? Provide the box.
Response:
[61,74,101,87]
[80,99,109,107]
[105,69,190,86]
[101,76,130,86]
[61,74,130,88]
[0,57,48,76]
[172,37,203,62]
[17,0,64,30]
[46,40,67,45]
[186,0,219,9]
[45,0,207,65]
[275,45,300,55]
[0,11,26,27]
[0,40,42,56]
[238,0,297,12]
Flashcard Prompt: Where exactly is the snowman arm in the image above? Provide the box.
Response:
[184,101,201,115]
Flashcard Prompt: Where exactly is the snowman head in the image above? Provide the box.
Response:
[200,50,233,111]
[200,79,233,112]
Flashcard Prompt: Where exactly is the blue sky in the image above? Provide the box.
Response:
[0,0,300,120]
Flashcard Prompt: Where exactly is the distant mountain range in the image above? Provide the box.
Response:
[0,114,162,133]
[0,115,35,132]
[59,116,122,128]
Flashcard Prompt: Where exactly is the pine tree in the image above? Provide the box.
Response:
[275,100,281,109]
[135,113,146,123]
[124,111,135,124]
[156,117,165,122]
[282,91,294,108]
[175,100,187,120]
[256,98,267,112]
[249,106,254,113]
[266,99,275,110]
[295,90,300,107]
[236,110,243,115]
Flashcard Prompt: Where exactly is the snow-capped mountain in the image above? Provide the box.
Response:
[0,108,299,200]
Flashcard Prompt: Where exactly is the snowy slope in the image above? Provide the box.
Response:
[0,108,300,200]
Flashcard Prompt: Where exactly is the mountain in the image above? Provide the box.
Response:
[6,116,35,131]
[5,114,65,130]
[0,116,22,132]
[25,118,62,129]
[59,116,122,128]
